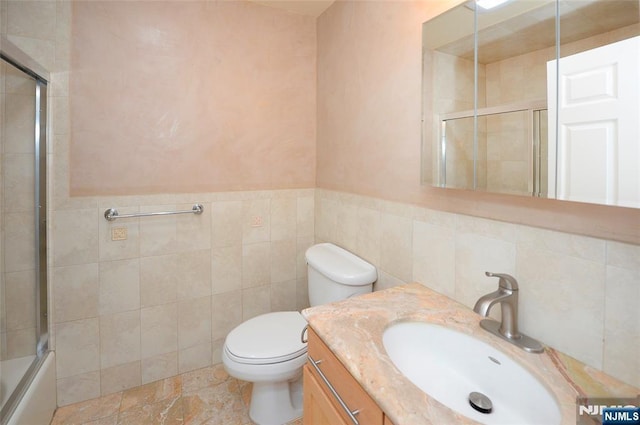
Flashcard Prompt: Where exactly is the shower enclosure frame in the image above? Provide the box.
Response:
[0,40,49,425]
[438,99,548,196]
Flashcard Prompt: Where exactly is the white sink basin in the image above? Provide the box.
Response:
[382,322,561,425]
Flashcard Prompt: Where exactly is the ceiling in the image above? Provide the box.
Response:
[248,0,336,17]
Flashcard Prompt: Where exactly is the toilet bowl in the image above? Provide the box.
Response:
[222,243,377,425]
[223,311,307,425]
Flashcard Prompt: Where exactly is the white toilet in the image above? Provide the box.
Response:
[222,243,377,425]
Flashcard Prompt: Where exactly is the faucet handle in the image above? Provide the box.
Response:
[485,271,519,291]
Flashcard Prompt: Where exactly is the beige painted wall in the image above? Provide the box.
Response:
[70,1,316,196]
[316,0,640,245]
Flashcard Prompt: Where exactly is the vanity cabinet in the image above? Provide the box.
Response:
[303,366,349,425]
[303,327,385,425]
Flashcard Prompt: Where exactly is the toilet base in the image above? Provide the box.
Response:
[249,375,303,425]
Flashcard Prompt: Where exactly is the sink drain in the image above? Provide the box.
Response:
[469,392,493,414]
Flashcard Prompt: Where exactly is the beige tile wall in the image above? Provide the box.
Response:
[483,111,530,195]
[315,188,640,388]
[51,190,314,405]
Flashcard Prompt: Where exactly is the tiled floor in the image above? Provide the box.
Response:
[50,364,303,425]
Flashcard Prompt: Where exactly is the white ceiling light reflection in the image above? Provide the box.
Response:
[476,0,512,10]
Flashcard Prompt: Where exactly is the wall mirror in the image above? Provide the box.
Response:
[421,0,639,208]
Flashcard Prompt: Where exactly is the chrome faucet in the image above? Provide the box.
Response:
[473,272,544,353]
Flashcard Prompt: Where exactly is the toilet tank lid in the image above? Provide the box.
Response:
[305,243,377,286]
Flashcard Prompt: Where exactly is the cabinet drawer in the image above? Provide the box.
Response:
[306,327,383,425]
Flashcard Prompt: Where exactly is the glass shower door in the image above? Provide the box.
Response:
[0,54,48,420]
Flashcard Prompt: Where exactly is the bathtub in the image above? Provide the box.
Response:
[4,352,56,425]
[1,355,35,408]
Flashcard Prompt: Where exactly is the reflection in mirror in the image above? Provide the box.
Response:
[477,1,554,198]
[477,107,548,196]
[552,1,639,207]
[422,6,476,190]
[422,0,639,207]
[439,101,548,195]
[440,116,475,189]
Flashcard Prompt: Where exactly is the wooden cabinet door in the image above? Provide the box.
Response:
[303,364,349,425]
[303,328,384,425]
[306,328,383,425]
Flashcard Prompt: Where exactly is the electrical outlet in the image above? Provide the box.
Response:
[251,215,263,227]
[111,227,128,241]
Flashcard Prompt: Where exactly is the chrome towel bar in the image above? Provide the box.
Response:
[104,204,204,221]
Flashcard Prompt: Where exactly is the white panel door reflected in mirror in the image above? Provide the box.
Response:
[547,36,640,208]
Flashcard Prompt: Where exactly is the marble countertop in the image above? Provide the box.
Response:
[302,283,639,425]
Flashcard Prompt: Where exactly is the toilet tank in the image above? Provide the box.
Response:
[305,243,377,306]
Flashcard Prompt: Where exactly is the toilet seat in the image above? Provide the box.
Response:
[225,311,308,365]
